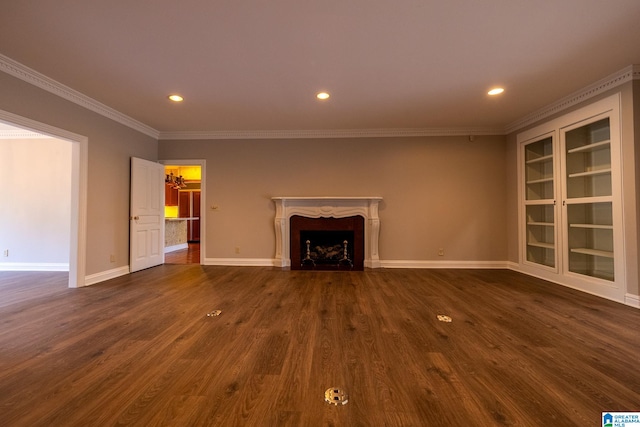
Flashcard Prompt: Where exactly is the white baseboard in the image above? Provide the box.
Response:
[206,258,510,269]
[204,258,275,267]
[0,262,69,271]
[505,261,520,271]
[165,243,188,253]
[380,260,510,269]
[84,266,130,287]
[625,293,640,308]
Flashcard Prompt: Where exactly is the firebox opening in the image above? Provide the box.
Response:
[300,230,354,270]
[289,215,365,271]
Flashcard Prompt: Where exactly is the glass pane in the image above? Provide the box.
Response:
[567,202,614,281]
[565,118,610,151]
[566,173,611,199]
[524,137,554,201]
[565,118,612,199]
[525,204,555,267]
[568,252,614,281]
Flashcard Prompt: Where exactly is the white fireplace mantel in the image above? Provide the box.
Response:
[272,196,382,268]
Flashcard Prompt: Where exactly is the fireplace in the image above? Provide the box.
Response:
[290,215,364,270]
[272,197,382,269]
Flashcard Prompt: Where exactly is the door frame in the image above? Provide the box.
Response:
[160,159,206,265]
[0,109,87,288]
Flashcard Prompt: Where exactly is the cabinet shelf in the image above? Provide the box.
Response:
[566,140,610,154]
[526,177,554,185]
[570,248,613,258]
[524,200,555,206]
[567,168,611,179]
[528,221,554,227]
[526,154,553,164]
[528,242,555,249]
[569,223,613,230]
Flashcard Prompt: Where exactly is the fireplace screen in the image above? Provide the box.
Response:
[289,215,365,271]
[300,230,354,269]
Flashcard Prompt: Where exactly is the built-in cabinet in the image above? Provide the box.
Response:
[518,94,624,300]
[165,185,178,206]
[179,190,201,242]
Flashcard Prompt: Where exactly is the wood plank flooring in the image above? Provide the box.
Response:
[0,267,639,426]
[165,243,200,264]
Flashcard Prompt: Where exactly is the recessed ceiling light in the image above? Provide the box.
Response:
[316,92,330,100]
[168,94,184,102]
[487,88,504,96]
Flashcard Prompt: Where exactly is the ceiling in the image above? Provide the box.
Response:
[1,1,639,135]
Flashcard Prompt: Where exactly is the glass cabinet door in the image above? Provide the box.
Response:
[523,136,556,268]
[563,117,614,281]
[518,94,622,298]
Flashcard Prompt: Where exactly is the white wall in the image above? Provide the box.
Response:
[0,137,71,269]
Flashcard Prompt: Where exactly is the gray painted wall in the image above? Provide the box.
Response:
[0,72,157,276]
[158,135,508,263]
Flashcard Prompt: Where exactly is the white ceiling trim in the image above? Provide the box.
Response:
[0,129,52,139]
[0,54,159,139]
[1,54,637,140]
[505,64,640,134]
[157,127,504,140]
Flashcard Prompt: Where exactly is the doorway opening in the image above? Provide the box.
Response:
[161,160,205,265]
[0,109,87,287]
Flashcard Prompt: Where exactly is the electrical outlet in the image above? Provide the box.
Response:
[3,249,8,257]
[110,254,115,263]
[235,247,240,254]
[438,248,444,256]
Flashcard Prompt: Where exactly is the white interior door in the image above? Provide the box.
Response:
[130,157,165,272]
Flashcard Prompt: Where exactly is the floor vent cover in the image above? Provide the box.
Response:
[324,387,348,405]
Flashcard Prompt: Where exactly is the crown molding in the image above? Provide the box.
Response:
[0,54,159,139]
[157,127,503,140]
[505,64,639,134]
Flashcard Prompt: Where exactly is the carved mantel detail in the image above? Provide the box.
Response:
[272,197,382,269]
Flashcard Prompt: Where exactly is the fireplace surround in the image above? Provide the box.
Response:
[272,197,382,269]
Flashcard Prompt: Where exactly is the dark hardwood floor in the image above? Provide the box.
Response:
[0,267,639,426]
[165,243,200,264]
